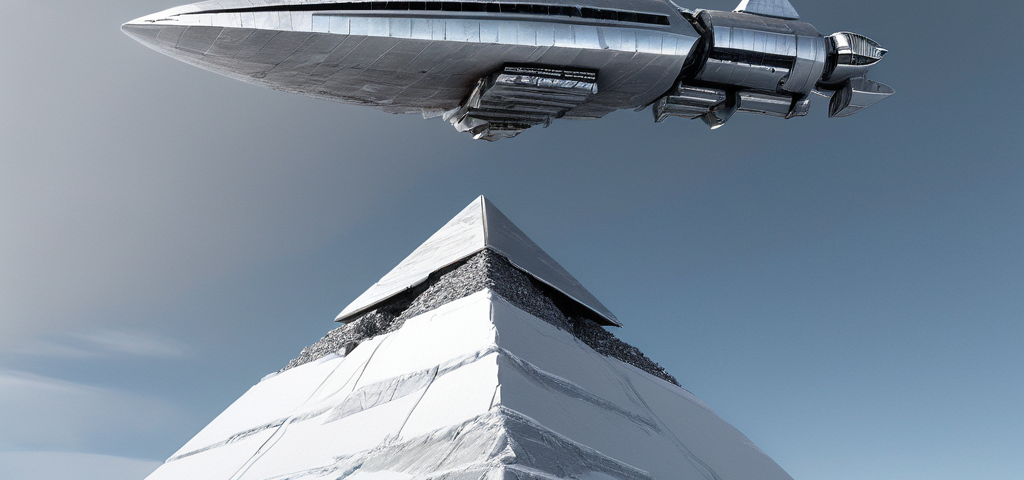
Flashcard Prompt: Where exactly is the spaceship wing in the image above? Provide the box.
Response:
[734,0,800,19]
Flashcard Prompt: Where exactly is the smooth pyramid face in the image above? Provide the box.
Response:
[142,196,793,480]
[337,196,619,326]
[145,291,793,480]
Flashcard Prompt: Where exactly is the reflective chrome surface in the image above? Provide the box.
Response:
[821,31,888,85]
[122,0,697,128]
[734,0,799,20]
[736,91,794,117]
[828,76,895,118]
[790,96,810,117]
[651,1,892,128]
[700,98,737,129]
[123,0,893,138]
[784,30,828,94]
[652,83,727,121]
[446,66,598,140]
[692,10,825,96]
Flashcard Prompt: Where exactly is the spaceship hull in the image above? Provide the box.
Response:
[122,0,892,138]
[123,9,700,118]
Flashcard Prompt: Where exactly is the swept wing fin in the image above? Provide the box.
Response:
[734,0,800,19]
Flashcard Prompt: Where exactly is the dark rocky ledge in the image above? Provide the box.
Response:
[282,249,679,386]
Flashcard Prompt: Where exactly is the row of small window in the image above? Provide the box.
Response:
[194,2,671,26]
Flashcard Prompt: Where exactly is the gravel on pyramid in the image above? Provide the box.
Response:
[336,196,619,326]
[143,197,793,480]
[284,249,678,385]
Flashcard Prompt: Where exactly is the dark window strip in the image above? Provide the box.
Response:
[182,2,670,26]
[710,48,793,69]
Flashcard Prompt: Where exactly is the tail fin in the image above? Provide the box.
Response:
[734,0,800,19]
[828,77,895,117]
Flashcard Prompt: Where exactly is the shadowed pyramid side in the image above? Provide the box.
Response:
[481,197,618,325]
[336,198,487,322]
[337,196,618,326]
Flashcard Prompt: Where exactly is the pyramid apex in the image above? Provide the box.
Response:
[336,197,619,326]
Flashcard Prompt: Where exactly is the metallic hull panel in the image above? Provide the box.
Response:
[123,7,699,118]
[122,0,892,136]
[733,0,799,20]
[694,10,824,96]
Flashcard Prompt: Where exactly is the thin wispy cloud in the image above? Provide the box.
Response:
[13,330,186,359]
[0,369,186,452]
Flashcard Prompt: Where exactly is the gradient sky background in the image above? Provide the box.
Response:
[1,0,1022,479]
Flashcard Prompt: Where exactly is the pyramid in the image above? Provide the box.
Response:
[144,197,793,480]
[336,196,618,326]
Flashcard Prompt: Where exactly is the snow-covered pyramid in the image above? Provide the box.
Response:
[145,196,793,480]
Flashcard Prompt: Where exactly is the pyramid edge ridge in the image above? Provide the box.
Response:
[334,245,488,322]
[335,196,619,327]
[479,197,619,326]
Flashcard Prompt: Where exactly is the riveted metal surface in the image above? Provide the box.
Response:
[736,90,791,117]
[694,10,824,96]
[123,0,893,132]
[782,34,826,94]
[123,1,699,117]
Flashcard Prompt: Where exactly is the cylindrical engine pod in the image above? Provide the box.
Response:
[819,32,888,86]
[692,10,826,97]
[655,9,891,127]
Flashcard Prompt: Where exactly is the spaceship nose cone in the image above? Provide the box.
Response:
[121,20,173,55]
[122,9,147,27]
[121,3,200,45]
[121,4,199,54]
[121,20,159,45]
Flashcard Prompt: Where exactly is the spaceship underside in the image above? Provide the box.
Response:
[123,0,893,140]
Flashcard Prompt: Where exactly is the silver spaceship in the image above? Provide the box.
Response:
[123,0,893,140]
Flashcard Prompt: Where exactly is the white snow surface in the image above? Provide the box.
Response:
[146,290,792,480]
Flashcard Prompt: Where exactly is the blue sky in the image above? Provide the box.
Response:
[1,0,1022,479]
